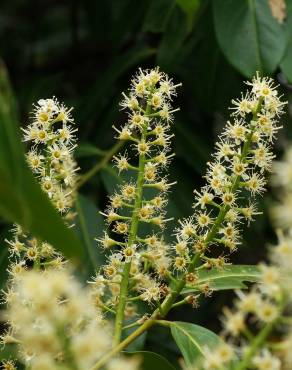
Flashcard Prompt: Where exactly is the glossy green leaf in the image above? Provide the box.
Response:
[128,351,176,370]
[213,0,286,77]
[182,265,261,294]
[170,321,221,366]
[280,1,292,82]
[188,3,242,112]
[0,60,83,261]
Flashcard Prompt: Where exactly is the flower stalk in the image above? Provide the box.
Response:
[113,123,148,345]
[234,322,276,370]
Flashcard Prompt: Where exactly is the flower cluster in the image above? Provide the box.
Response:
[92,68,181,313]
[1,268,140,370]
[5,98,78,279]
[22,98,78,215]
[270,146,292,229]
[269,146,292,369]
[192,145,292,370]
[173,73,285,274]
[196,233,292,370]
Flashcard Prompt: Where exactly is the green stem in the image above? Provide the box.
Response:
[91,317,156,370]
[160,253,201,316]
[234,322,275,370]
[122,320,141,330]
[57,325,79,370]
[112,127,147,346]
[235,295,285,370]
[99,303,116,315]
[171,298,188,309]
[33,240,42,271]
[242,327,255,342]
[77,140,124,189]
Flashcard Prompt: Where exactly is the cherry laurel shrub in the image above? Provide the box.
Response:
[1,69,291,370]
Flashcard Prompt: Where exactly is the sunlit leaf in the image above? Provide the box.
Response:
[182,265,261,293]
[170,321,221,366]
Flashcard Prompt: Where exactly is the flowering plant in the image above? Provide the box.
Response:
[0,68,290,370]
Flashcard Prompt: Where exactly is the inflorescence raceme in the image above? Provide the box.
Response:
[5,98,79,277]
[179,74,285,263]
[194,148,292,370]
[23,97,79,215]
[90,70,286,347]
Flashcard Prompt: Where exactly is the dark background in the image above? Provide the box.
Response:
[1,0,292,364]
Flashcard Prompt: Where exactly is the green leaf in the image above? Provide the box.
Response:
[182,265,261,294]
[187,2,242,113]
[170,321,221,366]
[213,0,286,77]
[0,344,18,361]
[176,0,199,14]
[176,0,200,17]
[0,60,22,182]
[128,351,176,370]
[0,167,83,261]
[143,0,176,33]
[75,194,105,273]
[0,60,83,261]
[157,6,190,69]
[280,1,292,82]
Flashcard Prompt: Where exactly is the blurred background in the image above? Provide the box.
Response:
[1,0,292,364]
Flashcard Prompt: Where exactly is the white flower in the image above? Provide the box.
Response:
[253,349,281,370]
